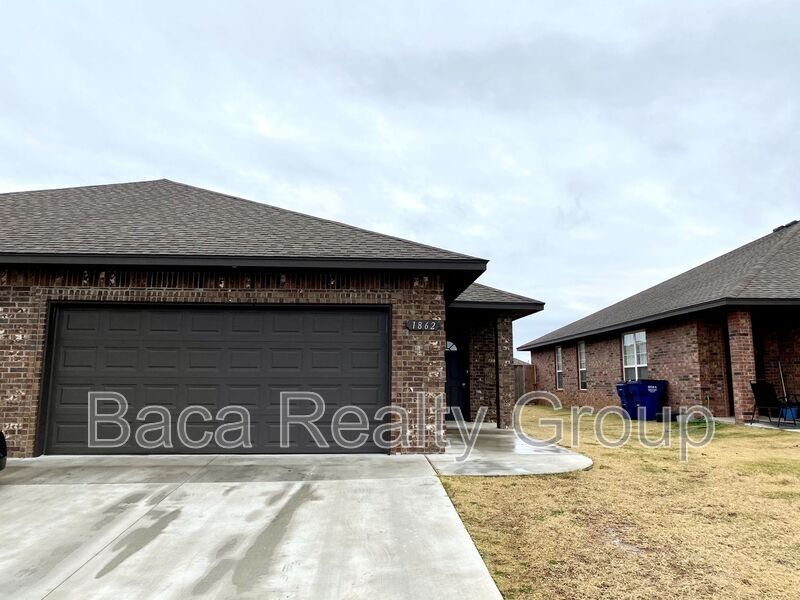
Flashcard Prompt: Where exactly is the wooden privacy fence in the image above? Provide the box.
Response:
[515,363,537,400]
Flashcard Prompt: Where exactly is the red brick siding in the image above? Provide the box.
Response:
[531,337,622,410]
[697,317,731,416]
[531,315,734,415]
[467,314,515,427]
[530,347,555,393]
[468,318,495,421]
[497,315,515,428]
[0,267,448,457]
[760,312,800,396]
[727,309,756,422]
[647,319,701,408]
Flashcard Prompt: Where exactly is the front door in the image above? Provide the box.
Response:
[445,342,469,420]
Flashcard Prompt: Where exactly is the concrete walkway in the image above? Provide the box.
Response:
[427,422,593,476]
[714,416,800,432]
[0,455,501,600]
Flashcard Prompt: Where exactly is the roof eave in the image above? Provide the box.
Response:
[0,253,488,272]
[449,300,545,319]
[518,300,727,350]
[518,296,800,351]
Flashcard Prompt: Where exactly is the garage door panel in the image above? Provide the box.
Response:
[349,386,385,409]
[189,312,224,334]
[351,349,381,370]
[55,383,95,407]
[186,348,223,371]
[143,385,179,409]
[227,385,261,408]
[231,312,264,334]
[311,349,342,371]
[272,313,303,333]
[311,314,344,334]
[352,313,381,333]
[106,310,142,334]
[269,348,303,370]
[185,384,220,408]
[45,306,389,454]
[144,347,181,371]
[102,347,140,370]
[229,348,263,370]
[63,310,99,333]
[59,346,97,371]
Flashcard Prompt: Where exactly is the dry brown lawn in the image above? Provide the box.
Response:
[443,406,800,599]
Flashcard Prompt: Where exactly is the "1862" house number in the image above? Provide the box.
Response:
[405,319,441,331]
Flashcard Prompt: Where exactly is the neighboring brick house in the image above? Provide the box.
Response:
[520,220,800,422]
[0,179,542,457]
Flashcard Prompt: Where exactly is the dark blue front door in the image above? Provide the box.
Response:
[445,346,469,420]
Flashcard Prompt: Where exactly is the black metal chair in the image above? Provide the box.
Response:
[748,380,798,427]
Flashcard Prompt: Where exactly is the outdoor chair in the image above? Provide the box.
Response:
[748,380,798,427]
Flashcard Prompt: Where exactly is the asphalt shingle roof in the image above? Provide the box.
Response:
[0,179,482,263]
[453,282,543,306]
[519,220,800,350]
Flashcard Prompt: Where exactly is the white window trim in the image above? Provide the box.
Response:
[555,346,564,390]
[621,330,648,381]
[577,341,588,390]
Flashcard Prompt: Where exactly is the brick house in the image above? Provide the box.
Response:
[0,180,542,457]
[520,220,800,422]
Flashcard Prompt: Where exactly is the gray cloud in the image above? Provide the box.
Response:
[1,1,799,356]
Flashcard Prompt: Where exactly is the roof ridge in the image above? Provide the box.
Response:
[0,178,168,197]
[728,221,800,298]
[162,179,484,263]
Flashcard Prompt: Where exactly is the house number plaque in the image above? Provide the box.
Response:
[405,319,441,331]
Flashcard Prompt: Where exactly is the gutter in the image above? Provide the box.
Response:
[0,253,488,272]
[517,297,800,351]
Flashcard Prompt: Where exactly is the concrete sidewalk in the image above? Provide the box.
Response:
[427,422,593,476]
[0,455,501,600]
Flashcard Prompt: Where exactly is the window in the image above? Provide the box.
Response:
[555,346,564,389]
[578,341,588,390]
[446,340,458,352]
[622,331,648,380]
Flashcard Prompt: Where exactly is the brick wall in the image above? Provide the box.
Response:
[531,336,622,409]
[467,313,515,427]
[0,267,447,457]
[697,317,731,416]
[727,309,756,422]
[760,311,800,396]
[530,313,734,416]
[647,319,701,408]
[497,315,515,428]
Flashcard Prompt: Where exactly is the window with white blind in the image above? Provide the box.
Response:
[578,341,588,390]
[622,331,648,381]
[555,346,564,390]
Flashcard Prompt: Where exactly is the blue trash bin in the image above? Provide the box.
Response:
[628,380,667,420]
[615,383,636,418]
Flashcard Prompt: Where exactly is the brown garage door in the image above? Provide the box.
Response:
[44,305,390,454]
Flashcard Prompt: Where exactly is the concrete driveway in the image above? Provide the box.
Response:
[0,455,501,600]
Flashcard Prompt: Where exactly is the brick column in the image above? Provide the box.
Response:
[496,315,515,428]
[727,309,756,423]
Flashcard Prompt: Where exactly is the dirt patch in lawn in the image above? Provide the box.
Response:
[443,406,800,599]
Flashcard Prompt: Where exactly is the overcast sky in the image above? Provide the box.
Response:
[2,1,799,357]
